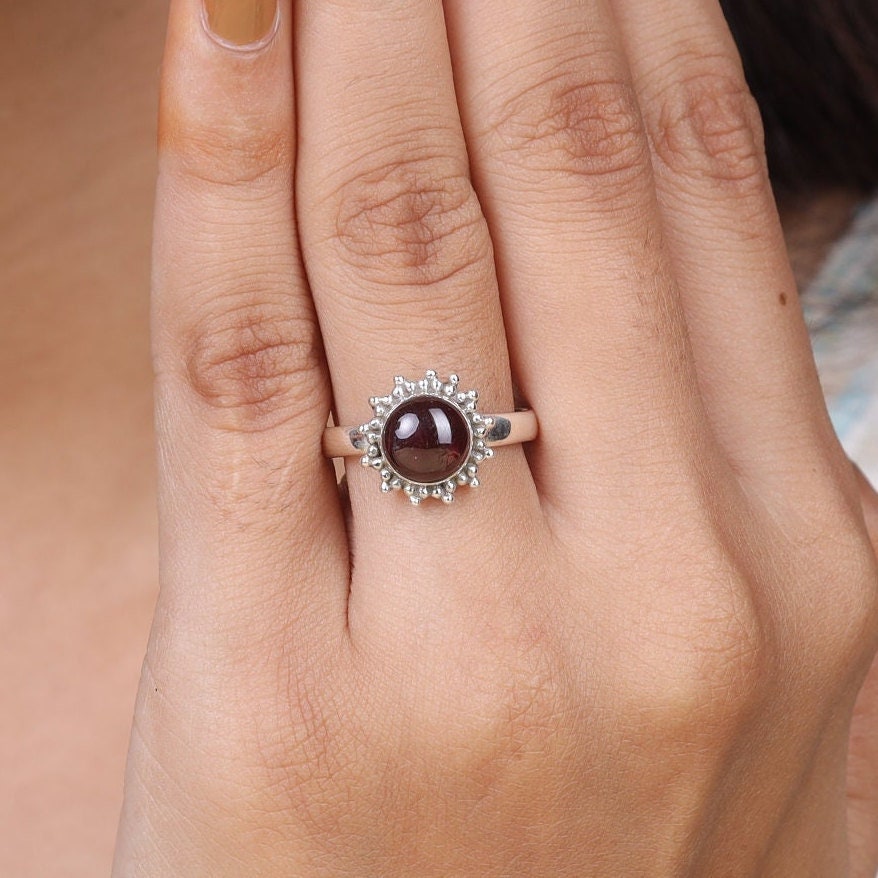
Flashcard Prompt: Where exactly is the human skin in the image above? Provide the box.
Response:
[2,1,878,876]
[106,0,878,874]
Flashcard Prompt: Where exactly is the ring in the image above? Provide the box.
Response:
[322,370,538,505]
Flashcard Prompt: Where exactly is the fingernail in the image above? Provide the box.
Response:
[202,0,279,50]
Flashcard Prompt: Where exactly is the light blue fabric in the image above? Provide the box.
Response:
[803,197,878,485]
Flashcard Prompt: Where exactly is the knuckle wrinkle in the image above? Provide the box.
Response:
[184,298,322,431]
[332,158,488,288]
[647,70,767,190]
[161,110,292,188]
[490,75,648,184]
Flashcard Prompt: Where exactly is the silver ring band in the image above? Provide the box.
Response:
[323,370,536,504]
[322,409,537,458]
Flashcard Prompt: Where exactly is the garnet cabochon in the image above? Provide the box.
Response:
[382,397,472,484]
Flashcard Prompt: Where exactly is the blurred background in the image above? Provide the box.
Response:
[1,3,162,874]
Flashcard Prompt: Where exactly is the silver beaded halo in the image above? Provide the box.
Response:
[359,370,495,505]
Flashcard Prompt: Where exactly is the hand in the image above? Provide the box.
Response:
[848,465,878,878]
[113,0,878,874]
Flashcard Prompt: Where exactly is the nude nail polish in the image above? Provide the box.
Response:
[203,0,279,49]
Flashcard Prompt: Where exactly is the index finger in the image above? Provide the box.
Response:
[151,0,349,655]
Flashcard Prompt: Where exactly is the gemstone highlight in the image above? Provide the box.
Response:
[383,397,471,484]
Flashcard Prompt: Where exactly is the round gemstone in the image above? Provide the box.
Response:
[382,397,471,484]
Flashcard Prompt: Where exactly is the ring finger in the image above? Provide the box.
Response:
[443,0,718,520]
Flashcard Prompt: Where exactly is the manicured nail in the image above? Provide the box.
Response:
[203,0,279,49]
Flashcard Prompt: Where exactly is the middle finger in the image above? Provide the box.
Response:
[295,1,540,590]
[296,0,514,458]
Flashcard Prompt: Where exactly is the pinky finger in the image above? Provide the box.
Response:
[847,463,878,878]
[612,0,848,498]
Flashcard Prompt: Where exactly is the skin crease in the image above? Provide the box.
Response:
[0,1,876,875]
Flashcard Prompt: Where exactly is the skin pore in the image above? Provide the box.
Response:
[0,1,866,874]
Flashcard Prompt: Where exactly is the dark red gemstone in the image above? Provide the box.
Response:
[383,397,471,484]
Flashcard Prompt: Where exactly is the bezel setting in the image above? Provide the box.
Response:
[358,370,495,505]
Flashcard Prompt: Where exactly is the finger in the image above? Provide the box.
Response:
[443,0,713,511]
[846,464,878,878]
[152,0,349,655]
[848,657,878,878]
[610,0,846,493]
[294,0,541,634]
[854,464,878,552]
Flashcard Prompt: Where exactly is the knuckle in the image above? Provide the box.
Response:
[662,609,766,736]
[250,671,358,833]
[160,111,292,188]
[645,63,767,192]
[791,527,878,681]
[330,155,490,288]
[448,628,576,785]
[757,469,878,684]
[182,294,323,432]
[487,73,649,190]
[618,547,771,741]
